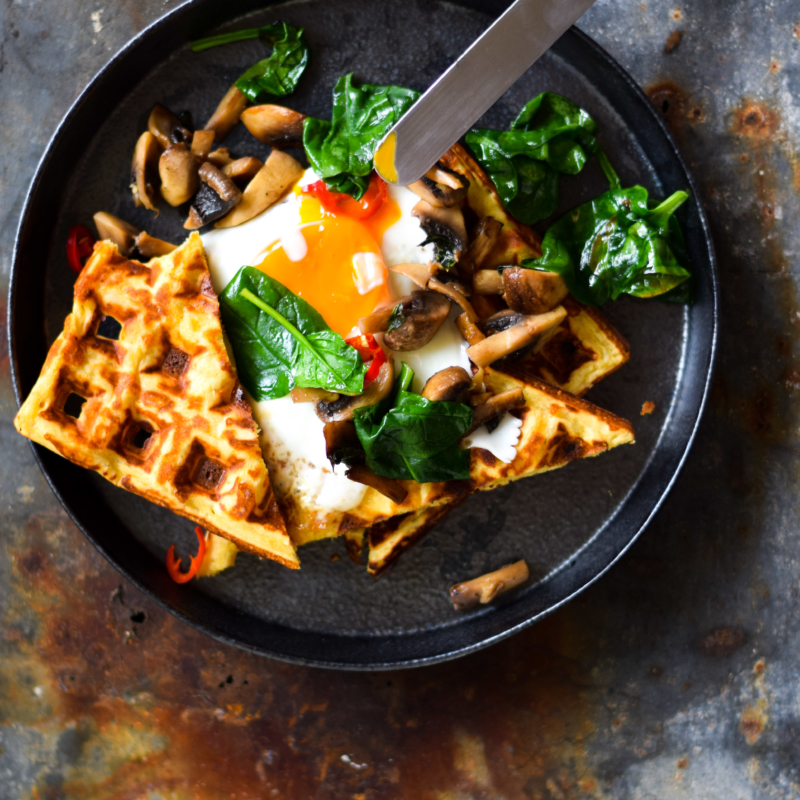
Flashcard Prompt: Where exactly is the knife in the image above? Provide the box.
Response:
[373,0,598,186]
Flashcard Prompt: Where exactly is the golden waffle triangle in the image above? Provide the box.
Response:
[15,233,298,568]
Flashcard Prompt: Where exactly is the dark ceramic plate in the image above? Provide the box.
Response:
[9,0,717,669]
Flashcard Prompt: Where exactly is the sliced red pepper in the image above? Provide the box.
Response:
[66,225,96,274]
[346,333,388,388]
[166,526,207,584]
[303,172,387,220]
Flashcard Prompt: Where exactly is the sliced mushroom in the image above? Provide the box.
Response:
[130,131,161,212]
[421,367,471,402]
[358,303,396,335]
[291,387,339,404]
[462,216,503,274]
[388,262,434,290]
[148,103,193,150]
[184,162,243,229]
[469,390,493,407]
[204,85,249,142]
[134,231,177,258]
[412,200,468,267]
[482,309,524,335]
[240,104,307,147]
[455,313,486,346]
[93,212,139,255]
[190,129,216,160]
[198,161,241,203]
[159,143,199,206]
[465,388,525,435]
[206,147,233,168]
[345,463,408,505]
[449,560,530,609]
[183,183,233,229]
[384,291,451,352]
[502,267,570,315]
[315,359,394,423]
[408,163,469,208]
[467,306,568,368]
[428,276,478,323]
[222,156,264,185]
[215,150,304,228]
[323,419,361,462]
[473,269,505,295]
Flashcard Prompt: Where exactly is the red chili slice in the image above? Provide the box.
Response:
[346,333,388,388]
[66,225,96,274]
[166,526,207,584]
[303,172,387,220]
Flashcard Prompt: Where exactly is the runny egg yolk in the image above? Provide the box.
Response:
[253,189,401,337]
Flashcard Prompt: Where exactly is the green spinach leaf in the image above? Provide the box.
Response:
[303,74,420,199]
[219,267,367,401]
[353,364,473,483]
[190,22,309,101]
[524,186,692,305]
[421,234,458,269]
[465,92,611,225]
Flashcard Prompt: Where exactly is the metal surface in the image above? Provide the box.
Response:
[7,0,716,669]
[1,0,799,795]
[374,0,597,185]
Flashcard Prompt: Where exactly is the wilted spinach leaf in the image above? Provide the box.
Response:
[524,186,692,305]
[219,267,366,401]
[303,74,420,199]
[466,92,616,225]
[353,364,473,483]
[190,22,309,101]
[421,234,457,269]
[353,364,472,483]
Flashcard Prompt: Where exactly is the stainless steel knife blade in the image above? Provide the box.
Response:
[373,0,598,185]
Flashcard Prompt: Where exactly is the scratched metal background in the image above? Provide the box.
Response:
[1,0,798,797]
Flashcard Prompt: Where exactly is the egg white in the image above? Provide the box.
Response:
[202,170,520,517]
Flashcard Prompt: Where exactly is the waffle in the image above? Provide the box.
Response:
[15,233,298,569]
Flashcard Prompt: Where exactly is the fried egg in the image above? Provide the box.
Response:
[203,170,520,524]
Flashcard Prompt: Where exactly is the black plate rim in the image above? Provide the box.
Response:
[8,0,719,670]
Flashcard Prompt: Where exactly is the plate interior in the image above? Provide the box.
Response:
[14,0,712,664]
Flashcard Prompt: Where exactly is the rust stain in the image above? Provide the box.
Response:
[740,701,768,744]
[647,81,686,131]
[677,757,688,769]
[664,30,682,54]
[3,512,609,800]
[698,626,747,657]
[769,60,780,74]
[671,7,682,20]
[646,80,705,132]
[792,151,800,194]
[731,101,780,143]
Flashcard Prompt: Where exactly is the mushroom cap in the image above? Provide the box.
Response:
[159,143,199,207]
[148,103,192,150]
[421,367,472,402]
[241,104,306,148]
[130,131,161,212]
[503,267,569,315]
[384,291,451,352]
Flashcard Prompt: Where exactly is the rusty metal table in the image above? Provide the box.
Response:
[2,1,799,797]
